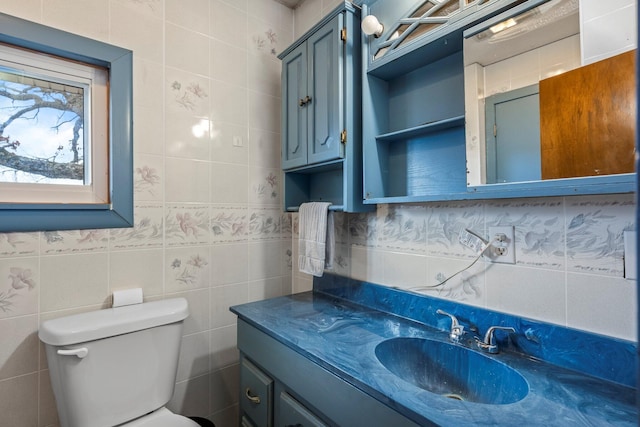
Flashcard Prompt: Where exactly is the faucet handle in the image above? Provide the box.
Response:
[436,309,464,342]
[477,326,515,354]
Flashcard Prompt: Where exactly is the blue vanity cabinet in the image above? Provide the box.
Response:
[240,357,274,427]
[237,319,420,427]
[279,2,371,213]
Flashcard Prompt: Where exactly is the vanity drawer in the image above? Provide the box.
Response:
[240,356,273,427]
[279,391,328,427]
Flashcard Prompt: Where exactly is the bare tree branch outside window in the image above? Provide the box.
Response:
[0,69,86,185]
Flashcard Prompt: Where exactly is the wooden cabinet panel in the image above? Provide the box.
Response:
[540,50,636,180]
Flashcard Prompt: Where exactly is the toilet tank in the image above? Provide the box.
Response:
[39,298,189,427]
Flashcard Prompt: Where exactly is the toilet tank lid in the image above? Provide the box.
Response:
[38,298,189,346]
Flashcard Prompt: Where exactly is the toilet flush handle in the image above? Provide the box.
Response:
[57,347,89,359]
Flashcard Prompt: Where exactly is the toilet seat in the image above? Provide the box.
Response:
[120,407,201,427]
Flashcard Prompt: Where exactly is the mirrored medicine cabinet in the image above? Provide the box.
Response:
[463,0,636,198]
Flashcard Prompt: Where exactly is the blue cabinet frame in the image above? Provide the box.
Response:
[0,13,133,232]
[279,2,371,213]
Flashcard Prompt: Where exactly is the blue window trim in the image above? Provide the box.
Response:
[0,12,133,232]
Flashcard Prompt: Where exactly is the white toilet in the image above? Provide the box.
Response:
[38,298,202,427]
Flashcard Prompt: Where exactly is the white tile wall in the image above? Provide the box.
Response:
[296,194,637,342]
[0,1,293,426]
[580,0,637,64]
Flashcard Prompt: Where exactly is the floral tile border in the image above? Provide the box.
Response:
[166,204,210,247]
[249,208,281,241]
[211,206,248,243]
[41,230,109,255]
[0,233,39,258]
[378,204,428,253]
[110,203,164,250]
[426,201,485,259]
[486,198,565,270]
[565,194,635,277]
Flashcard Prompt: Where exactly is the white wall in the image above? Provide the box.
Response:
[580,0,637,64]
[0,1,293,426]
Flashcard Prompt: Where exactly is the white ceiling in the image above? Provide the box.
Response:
[274,0,304,9]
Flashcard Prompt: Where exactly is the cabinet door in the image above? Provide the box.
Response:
[281,42,309,170]
[279,392,328,427]
[307,13,344,166]
[240,357,274,427]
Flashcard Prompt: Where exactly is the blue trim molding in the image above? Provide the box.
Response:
[0,12,133,232]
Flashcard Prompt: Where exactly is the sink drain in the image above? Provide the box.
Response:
[443,393,465,401]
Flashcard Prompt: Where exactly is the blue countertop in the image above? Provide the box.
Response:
[230,276,637,426]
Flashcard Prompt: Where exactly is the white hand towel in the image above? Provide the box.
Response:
[298,202,334,277]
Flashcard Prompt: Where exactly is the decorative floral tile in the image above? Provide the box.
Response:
[110,204,164,250]
[333,212,349,245]
[249,208,281,241]
[348,211,378,247]
[0,233,38,258]
[280,213,292,240]
[415,256,486,305]
[565,194,635,277]
[251,27,279,57]
[486,198,565,270]
[0,257,38,318]
[165,247,211,292]
[426,201,484,259]
[332,243,350,277]
[134,154,163,201]
[165,68,209,116]
[210,207,248,243]
[282,240,293,273]
[378,204,427,253]
[166,204,210,247]
[292,213,299,238]
[41,230,109,255]
[249,168,280,205]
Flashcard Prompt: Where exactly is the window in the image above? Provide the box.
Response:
[0,42,109,203]
[0,12,133,232]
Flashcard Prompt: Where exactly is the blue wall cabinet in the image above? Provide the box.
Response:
[281,15,342,170]
[279,2,371,212]
[360,0,524,204]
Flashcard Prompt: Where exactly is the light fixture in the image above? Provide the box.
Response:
[489,18,517,34]
[361,15,384,38]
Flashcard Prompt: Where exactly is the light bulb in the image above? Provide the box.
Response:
[361,15,384,38]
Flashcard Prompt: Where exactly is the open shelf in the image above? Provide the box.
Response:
[376,115,465,142]
[363,48,468,204]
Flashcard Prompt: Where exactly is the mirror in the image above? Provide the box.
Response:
[463,0,636,195]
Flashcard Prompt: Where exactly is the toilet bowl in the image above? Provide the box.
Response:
[120,407,199,427]
[39,298,201,427]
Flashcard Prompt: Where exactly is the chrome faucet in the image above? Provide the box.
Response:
[476,326,515,354]
[436,309,464,343]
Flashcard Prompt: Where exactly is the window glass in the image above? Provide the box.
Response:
[0,42,109,204]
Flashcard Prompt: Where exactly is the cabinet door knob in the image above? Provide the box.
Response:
[245,387,261,404]
[299,95,312,106]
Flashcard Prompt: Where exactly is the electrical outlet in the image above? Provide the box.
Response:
[488,226,515,264]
